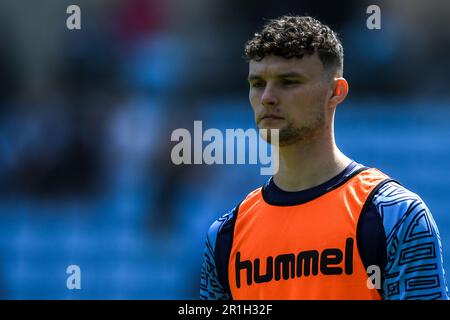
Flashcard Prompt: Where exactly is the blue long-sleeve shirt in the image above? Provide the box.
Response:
[200,161,449,300]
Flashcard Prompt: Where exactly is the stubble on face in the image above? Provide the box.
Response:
[261,110,325,147]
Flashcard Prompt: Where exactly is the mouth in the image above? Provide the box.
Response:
[259,114,284,122]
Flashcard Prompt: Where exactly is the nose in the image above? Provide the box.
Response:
[261,85,279,107]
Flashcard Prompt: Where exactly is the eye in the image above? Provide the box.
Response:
[250,81,265,88]
[280,79,300,86]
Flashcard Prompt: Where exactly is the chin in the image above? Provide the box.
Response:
[257,123,283,130]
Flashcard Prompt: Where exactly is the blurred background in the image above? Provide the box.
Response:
[0,0,449,299]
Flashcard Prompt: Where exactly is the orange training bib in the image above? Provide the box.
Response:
[229,168,389,299]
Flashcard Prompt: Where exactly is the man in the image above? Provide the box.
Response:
[200,15,448,300]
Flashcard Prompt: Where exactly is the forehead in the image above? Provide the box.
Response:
[248,54,324,78]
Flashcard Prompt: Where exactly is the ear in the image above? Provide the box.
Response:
[328,77,349,108]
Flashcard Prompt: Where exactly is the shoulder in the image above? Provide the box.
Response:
[369,180,449,299]
[201,205,240,300]
[372,179,425,210]
[207,186,263,242]
[370,180,441,251]
[206,205,239,248]
[371,180,436,240]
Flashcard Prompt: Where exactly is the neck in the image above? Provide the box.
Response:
[273,133,352,192]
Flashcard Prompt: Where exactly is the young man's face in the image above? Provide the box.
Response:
[248,53,334,146]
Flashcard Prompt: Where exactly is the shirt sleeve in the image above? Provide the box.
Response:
[373,181,449,300]
[200,213,232,300]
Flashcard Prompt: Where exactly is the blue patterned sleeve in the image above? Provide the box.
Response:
[373,181,449,300]
[200,215,232,300]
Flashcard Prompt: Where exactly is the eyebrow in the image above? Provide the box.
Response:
[248,72,306,81]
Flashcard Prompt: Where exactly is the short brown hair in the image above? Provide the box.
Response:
[244,15,344,75]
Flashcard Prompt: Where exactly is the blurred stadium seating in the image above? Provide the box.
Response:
[0,0,449,299]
